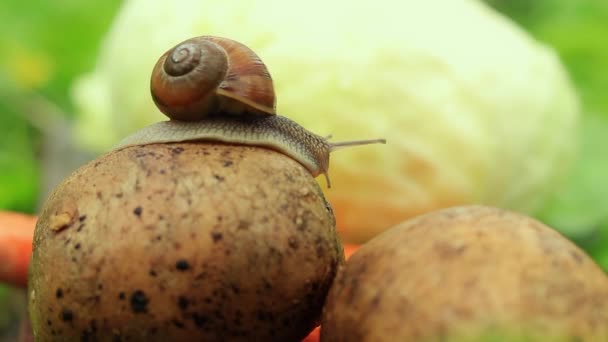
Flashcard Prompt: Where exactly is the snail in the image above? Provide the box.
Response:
[114,36,386,188]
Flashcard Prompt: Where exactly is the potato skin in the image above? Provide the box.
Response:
[29,143,343,341]
[321,206,608,342]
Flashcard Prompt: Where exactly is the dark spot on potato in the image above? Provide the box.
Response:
[192,313,208,329]
[159,169,166,174]
[56,288,63,299]
[75,243,81,250]
[256,310,275,322]
[434,241,467,258]
[47,319,52,326]
[76,224,85,232]
[134,149,147,158]
[230,284,241,294]
[211,232,223,243]
[178,296,189,310]
[118,292,125,300]
[96,191,103,199]
[570,250,584,264]
[237,220,250,230]
[213,309,224,320]
[175,259,191,271]
[288,237,299,249]
[213,174,225,182]
[223,160,233,167]
[324,201,333,213]
[172,320,185,329]
[133,206,142,217]
[81,329,93,342]
[370,294,382,309]
[97,283,103,290]
[91,295,101,304]
[79,215,87,222]
[171,147,184,154]
[130,290,149,313]
[61,309,73,322]
[134,179,142,191]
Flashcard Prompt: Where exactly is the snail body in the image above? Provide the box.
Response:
[117,36,385,187]
[115,115,384,188]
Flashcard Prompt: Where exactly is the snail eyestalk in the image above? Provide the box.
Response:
[329,138,387,152]
[321,137,386,188]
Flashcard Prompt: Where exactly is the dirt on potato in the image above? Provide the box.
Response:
[321,205,608,342]
[29,142,343,341]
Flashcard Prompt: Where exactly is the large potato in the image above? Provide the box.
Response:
[29,142,343,341]
[321,206,608,341]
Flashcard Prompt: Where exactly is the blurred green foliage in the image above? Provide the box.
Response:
[487,0,608,267]
[0,0,121,212]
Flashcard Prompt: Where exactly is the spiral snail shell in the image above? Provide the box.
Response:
[151,36,276,120]
[115,36,385,188]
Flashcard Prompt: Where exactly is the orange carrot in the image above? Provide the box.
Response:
[302,327,320,342]
[343,243,359,259]
[0,211,36,288]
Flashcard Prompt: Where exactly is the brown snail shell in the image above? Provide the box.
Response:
[150,36,276,121]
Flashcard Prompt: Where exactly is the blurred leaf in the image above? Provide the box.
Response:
[538,115,608,236]
[532,5,608,116]
[0,0,121,213]
[570,218,608,271]
[488,0,608,245]
[0,0,122,112]
[0,83,39,213]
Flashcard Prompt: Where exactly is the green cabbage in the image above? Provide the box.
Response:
[71,0,579,242]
